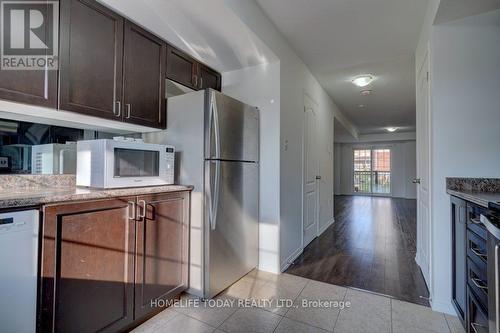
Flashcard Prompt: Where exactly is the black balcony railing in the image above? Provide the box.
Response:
[354,171,391,194]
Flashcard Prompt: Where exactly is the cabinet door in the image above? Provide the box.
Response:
[451,196,467,323]
[0,68,57,108]
[40,198,136,333]
[123,21,166,128]
[59,0,123,120]
[166,45,198,90]
[135,192,189,320]
[199,64,221,91]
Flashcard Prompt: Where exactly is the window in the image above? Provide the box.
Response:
[353,148,391,194]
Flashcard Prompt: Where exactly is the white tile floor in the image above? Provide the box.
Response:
[132,270,464,333]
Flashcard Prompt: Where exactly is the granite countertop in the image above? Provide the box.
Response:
[446,177,500,208]
[0,175,192,209]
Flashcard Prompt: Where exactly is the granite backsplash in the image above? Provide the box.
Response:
[446,177,500,193]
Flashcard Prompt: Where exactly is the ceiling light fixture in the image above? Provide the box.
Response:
[387,127,398,132]
[360,89,372,96]
[352,75,374,87]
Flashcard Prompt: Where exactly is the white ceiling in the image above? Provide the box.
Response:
[256,0,429,134]
[99,0,278,72]
[435,0,500,25]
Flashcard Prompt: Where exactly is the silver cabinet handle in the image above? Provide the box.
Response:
[126,103,131,119]
[138,200,146,219]
[412,178,421,184]
[316,175,321,180]
[128,201,136,220]
[200,77,203,89]
[115,101,121,117]
[471,246,487,260]
[470,217,482,225]
[471,277,488,291]
[471,322,487,333]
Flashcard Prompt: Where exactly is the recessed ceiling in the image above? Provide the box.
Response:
[256,0,429,134]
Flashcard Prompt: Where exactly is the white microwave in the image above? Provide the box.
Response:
[76,139,174,188]
[31,143,77,175]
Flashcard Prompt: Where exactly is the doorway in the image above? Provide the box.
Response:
[353,148,391,195]
[302,95,319,248]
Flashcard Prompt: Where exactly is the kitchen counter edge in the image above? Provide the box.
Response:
[0,185,194,210]
[447,189,500,208]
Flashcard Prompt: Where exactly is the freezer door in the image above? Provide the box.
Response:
[204,160,259,298]
[205,90,259,162]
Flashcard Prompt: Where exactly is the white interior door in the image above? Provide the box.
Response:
[416,51,431,288]
[303,97,319,247]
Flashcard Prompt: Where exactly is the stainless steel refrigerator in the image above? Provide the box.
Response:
[148,89,259,299]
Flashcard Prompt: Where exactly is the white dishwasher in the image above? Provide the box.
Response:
[0,210,39,333]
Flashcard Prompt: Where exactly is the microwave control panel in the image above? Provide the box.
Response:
[165,146,175,184]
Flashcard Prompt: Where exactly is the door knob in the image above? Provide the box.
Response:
[412,178,421,184]
[316,175,322,180]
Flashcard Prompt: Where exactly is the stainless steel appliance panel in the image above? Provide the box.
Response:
[205,90,259,162]
[482,213,500,333]
[204,160,259,298]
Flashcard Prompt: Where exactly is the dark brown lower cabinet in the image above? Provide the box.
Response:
[134,192,189,320]
[39,191,190,332]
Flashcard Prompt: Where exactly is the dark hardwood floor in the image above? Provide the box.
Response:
[286,195,430,306]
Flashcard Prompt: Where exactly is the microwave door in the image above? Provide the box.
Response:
[113,147,160,178]
[205,90,259,162]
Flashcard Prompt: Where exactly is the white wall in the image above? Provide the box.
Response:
[222,63,281,273]
[428,9,500,313]
[225,0,350,271]
[334,141,417,199]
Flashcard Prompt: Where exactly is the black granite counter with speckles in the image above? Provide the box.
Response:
[447,177,500,208]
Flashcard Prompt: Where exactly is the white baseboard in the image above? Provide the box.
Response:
[319,218,335,236]
[431,299,456,315]
[280,247,303,273]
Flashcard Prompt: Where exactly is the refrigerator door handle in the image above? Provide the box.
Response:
[211,92,221,159]
[209,160,221,230]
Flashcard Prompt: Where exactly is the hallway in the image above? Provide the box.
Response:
[286,196,429,306]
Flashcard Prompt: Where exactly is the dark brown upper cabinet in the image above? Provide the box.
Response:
[0,68,58,108]
[0,0,58,108]
[166,45,199,90]
[198,64,222,91]
[166,44,222,91]
[1,0,221,128]
[59,0,166,129]
[123,21,166,128]
[59,0,124,121]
